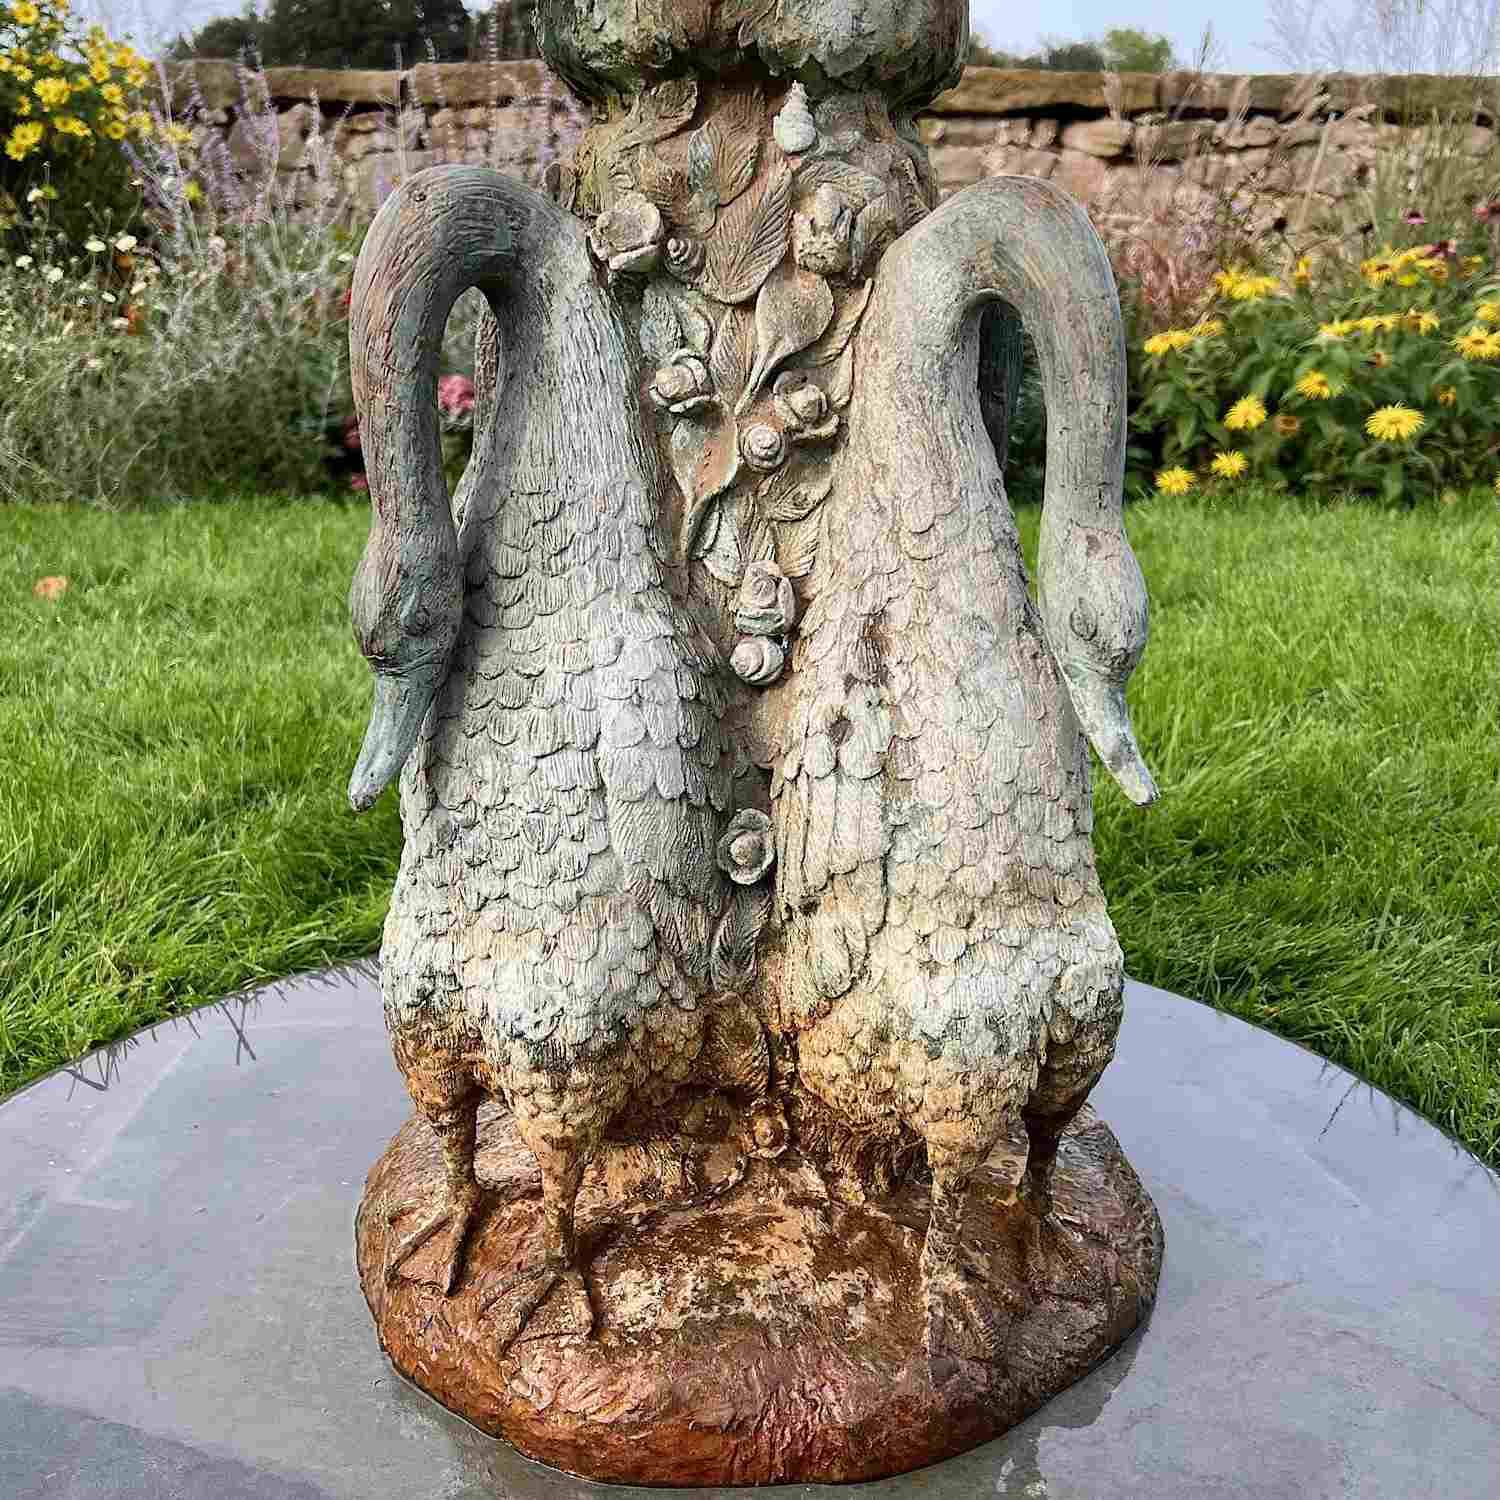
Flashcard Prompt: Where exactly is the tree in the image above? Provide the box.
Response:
[255,0,472,70]
[968,26,1177,73]
[167,3,264,63]
[466,1,540,60]
[1100,27,1177,72]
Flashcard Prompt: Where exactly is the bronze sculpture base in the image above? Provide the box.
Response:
[355,1102,1163,1488]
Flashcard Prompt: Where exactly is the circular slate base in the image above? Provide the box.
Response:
[356,1103,1162,1486]
[1,966,1497,1500]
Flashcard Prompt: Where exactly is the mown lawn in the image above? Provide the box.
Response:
[2,488,1496,1168]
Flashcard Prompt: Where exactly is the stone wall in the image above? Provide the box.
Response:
[156,58,1500,224]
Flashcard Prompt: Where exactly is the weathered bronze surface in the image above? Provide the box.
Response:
[345,0,1163,1482]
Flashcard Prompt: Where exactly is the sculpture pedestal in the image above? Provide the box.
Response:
[355,1102,1162,1487]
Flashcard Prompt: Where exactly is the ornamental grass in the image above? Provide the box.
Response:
[0,9,581,506]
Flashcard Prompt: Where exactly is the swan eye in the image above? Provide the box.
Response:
[1069,601,1098,641]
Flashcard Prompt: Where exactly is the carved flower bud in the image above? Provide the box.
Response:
[716,808,775,886]
[793,184,853,276]
[735,560,797,637]
[773,83,817,155]
[650,349,714,414]
[772,371,840,445]
[740,421,788,473]
[588,191,664,276]
[664,234,706,280]
[772,371,828,429]
[730,635,786,685]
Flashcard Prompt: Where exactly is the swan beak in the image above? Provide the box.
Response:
[348,671,440,813]
[1061,668,1160,808]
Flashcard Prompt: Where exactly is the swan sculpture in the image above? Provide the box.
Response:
[346,0,1162,1481]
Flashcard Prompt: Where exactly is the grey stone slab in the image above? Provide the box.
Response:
[1,963,1496,1499]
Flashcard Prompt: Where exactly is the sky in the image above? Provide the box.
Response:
[67,0,1286,75]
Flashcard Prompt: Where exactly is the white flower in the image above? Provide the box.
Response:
[15,255,34,269]
[45,267,63,283]
[114,234,137,252]
[84,238,106,252]
[27,187,44,204]
[100,291,116,303]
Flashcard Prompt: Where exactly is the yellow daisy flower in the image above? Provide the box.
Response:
[1435,384,1458,406]
[1143,330,1194,357]
[1295,371,1333,399]
[11,2,41,24]
[1224,395,1268,430]
[1404,309,1440,333]
[1155,466,1196,495]
[1293,255,1313,285]
[1318,319,1354,339]
[1210,451,1248,479]
[4,120,44,161]
[1454,326,1500,360]
[1364,404,1425,441]
[1477,301,1500,324]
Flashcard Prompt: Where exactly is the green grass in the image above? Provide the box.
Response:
[1,487,1497,1170]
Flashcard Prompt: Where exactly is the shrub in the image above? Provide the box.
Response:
[0,3,160,257]
[1127,244,1500,504]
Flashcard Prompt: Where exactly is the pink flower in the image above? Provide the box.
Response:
[1476,201,1500,222]
[1403,209,1427,225]
[349,472,369,491]
[437,373,475,416]
[343,417,361,452]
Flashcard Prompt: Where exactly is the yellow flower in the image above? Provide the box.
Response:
[33,76,70,108]
[100,82,123,104]
[1477,301,1500,324]
[1273,413,1302,436]
[1210,450,1248,479]
[1364,404,1425,441]
[1190,317,1225,337]
[1155,466,1196,495]
[103,119,125,139]
[89,57,111,83]
[1404,309,1440,333]
[1435,384,1457,406]
[1454,326,1500,360]
[1295,370,1333,399]
[4,120,45,161]
[1396,272,1421,287]
[183,180,202,203]
[1231,273,1280,301]
[1293,255,1312,285]
[13,64,33,83]
[1224,394,1268,430]
[1143,331,1181,356]
[11,2,41,24]
[1462,255,1485,273]
[1318,319,1354,339]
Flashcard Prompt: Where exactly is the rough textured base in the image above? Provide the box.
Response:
[355,1102,1163,1488]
